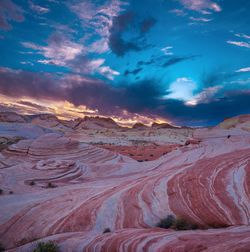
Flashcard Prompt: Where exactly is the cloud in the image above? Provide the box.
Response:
[200,69,241,88]
[227,41,250,49]
[134,54,198,74]
[124,68,143,76]
[177,0,222,13]
[108,11,140,56]
[162,55,198,67]
[0,0,24,30]
[0,67,167,116]
[189,16,212,22]
[97,65,120,80]
[137,59,155,66]
[0,68,249,125]
[166,77,197,101]
[29,0,50,14]
[139,17,156,33]
[21,31,120,80]
[108,12,156,56]
[169,9,187,16]
[22,33,85,66]
[186,85,222,105]
[235,33,250,40]
[161,46,173,56]
[0,68,63,100]
[69,0,128,54]
[236,67,250,73]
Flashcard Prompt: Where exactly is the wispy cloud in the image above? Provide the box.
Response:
[21,33,120,80]
[190,16,212,22]
[69,0,128,54]
[227,32,250,49]
[161,46,173,55]
[186,86,221,106]
[21,33,84,66]
[235,33,250,40]
[227,40,250,49]
[169,9,187,16]
[177,0,222,13]
[29,1,50,14]
[236,67,250,73]
[0,0,24,30]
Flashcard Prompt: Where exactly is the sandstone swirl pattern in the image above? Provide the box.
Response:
[0,124,250,251]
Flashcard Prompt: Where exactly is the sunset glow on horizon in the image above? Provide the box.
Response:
[0,0,249,126]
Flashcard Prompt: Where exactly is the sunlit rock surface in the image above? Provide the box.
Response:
[0,115,249,251]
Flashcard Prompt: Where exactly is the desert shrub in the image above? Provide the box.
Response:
[33,241,59,252]
[156,215,198,231]
[0,189,3,195]
[47,182,57,188]
[156,215,175,229]
[9,191,13,194]
[29,181,36,186]
[173,218,191,230]
[208,222,230,229]
[0,243,5,252]
[103,228,111,233]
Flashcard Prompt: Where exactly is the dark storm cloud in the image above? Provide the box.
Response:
[140,17,156,33]
[124,67,143,76]
[109,12,157,56]
[108,11,139,56]
[0,0,24,30]
[160,92,250,126]
[162,55,198,67]
[137,59,155,66]
[0,68,167,116]
[136,55,198,70]
[0,69,63,100]
[0,68,249,125]
[201,68,245,88]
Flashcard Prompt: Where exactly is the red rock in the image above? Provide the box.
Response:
[0,115,250,251]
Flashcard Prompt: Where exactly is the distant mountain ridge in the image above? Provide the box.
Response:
[1,111,250,130]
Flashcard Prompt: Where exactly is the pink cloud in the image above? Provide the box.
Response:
[227,40,250,49]
[29,0,50,14]
[0,0,24,30]
[178,0,222,13]
[21,34,85,66]
[69,0,129,54]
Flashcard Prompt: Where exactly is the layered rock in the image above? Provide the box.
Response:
[74,116,121,130]
[219,114,250,131]
[0,118,250,251]
[151,122,178,129]
[132,122,149,130]
[0,112,28,123]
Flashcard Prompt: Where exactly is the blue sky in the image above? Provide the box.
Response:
[0,0,249,126]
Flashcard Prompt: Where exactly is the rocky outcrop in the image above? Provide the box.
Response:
[0,118,250,251]
[74,116,121,130]
[218,114,250,131]
[132,122,149,129]
[151,122,178,129]
[0,112,28,123]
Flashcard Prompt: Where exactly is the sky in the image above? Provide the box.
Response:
[0,0,249,126]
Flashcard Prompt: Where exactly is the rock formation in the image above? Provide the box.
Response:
[0,115,249,251]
